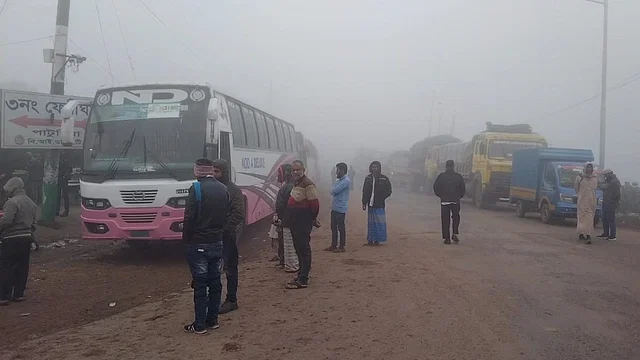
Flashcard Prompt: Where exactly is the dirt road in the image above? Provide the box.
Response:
[1,192,639,360]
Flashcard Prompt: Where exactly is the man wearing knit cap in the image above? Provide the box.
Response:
[212,158,245,315]
[182,158,230,335]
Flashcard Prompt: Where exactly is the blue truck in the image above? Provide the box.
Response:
[509,148,602,224]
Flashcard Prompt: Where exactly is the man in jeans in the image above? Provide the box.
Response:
[433,160,466,245]
[212,159,245,314]
[325,162,351,252]
[182,158,230,334]
[598,168,621,241]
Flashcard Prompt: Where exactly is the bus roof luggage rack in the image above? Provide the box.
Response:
[485,122,532,134]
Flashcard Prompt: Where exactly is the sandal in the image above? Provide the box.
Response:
[269,255,280,262]
[284,267,299,273]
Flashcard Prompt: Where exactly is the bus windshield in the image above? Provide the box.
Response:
[488,140,546,159]
[83,85,210,181]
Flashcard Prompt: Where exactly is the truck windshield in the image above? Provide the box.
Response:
[558,165,602,188]
[83,86,210,181]
[488,141,546,159]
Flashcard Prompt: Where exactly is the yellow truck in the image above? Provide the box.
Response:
[430,123,548,208]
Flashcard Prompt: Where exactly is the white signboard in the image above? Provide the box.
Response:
[0,89,92,149]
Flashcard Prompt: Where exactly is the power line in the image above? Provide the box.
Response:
[68,37,116,80]
[0,0,8,18]
[95,0,115,84]
[137,0,201,60]
[541,70,640,119]
[112,0,136,80]
[0,36,51,48]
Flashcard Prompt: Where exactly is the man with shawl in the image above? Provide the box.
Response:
[575,162,597,244]
[275,164,299,273]
[362,161,392,245]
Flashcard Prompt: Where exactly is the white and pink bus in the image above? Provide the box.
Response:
[75,83,313,246]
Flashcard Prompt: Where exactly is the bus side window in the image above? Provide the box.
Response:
[241,106,259,148]
[478,142,487,156]
[227,100,246,147]
[288,125,296,152]
[275,120,286,151]
[282,122,292,152]
[265,116,278,151]
[255,112,269,149]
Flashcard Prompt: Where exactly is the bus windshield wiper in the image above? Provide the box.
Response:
[143,136,179,180]
[105,129,136,180]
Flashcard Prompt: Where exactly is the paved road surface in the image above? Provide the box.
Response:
[1,192,638,360]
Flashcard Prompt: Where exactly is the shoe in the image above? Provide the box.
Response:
[578,234,585,241]
[0,300,9,306]
[452,234,460,244]
[607,237,617,241]
[324,246,337,252]
[183,323,207,335]
[286,279,308,289]
[11,297,25,302]
[219,300,239,314]
[597,233,608,239]
[338,246,346,252]
[443,239,451,245]
[206,321,220,329]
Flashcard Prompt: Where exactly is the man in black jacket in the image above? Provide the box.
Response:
[433,160,466,245]
[182,158,229,335]
[212,159,245,314]
[362,161,392,245]
[598,168,621,241]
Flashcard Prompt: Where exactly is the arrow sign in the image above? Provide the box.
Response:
[9,115,87,129]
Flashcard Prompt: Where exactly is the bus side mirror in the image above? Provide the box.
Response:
[61,100,80,147]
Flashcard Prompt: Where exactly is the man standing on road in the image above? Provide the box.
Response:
[362,161,392,246]
[433,160,466,245]
[598,168,621,241]
[325,162,351,253]
[286,160,320,289]
[0,177,37,306]
[212,159,245,315]
[182,158,229,334]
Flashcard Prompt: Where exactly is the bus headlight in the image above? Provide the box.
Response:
[166,197,188,208]
[559,194,574,204]
[82,198,111,210]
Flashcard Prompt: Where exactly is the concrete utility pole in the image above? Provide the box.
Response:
[585,0,608,167]
[428,91,435,137]
[41,0,71,225]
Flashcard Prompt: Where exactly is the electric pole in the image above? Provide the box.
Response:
[41,0,71,225]
[599,0,608,168]
[428,91,435,137]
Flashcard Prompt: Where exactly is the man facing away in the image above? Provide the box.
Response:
[433,160,466,245]
[286,160,320,289]
[182,158,230,334]
[212,159,245,315]
[0,177,37,306]
[598,168,621,241]
[325,162,351,253]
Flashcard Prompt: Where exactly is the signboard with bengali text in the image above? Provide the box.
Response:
[0,89,92,149]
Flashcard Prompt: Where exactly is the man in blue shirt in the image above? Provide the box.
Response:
[325,162,351,252]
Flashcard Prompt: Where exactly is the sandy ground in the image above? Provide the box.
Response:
[1,191,639,360]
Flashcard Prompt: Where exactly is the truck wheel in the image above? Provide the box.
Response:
[474,183,486,209]
[515,201,527,218]
[540,202,552,224]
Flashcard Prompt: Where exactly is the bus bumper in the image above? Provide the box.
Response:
[81,206,185,241]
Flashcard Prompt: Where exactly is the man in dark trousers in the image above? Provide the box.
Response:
[212,159,245,314]
[0,177,37,305]
[598,168,621,241]
[182,158,230,335]
[433,160,466,245]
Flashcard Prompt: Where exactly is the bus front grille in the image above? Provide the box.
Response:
[121,212,157,224]
[120,190,158,204]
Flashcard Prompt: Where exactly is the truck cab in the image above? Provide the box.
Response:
[510,148,603,224]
